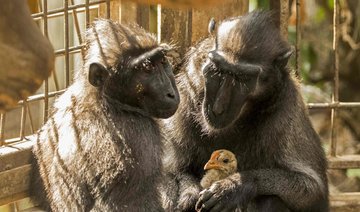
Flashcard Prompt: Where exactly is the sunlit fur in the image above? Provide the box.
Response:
[162,11,329,212]
[31,19,178,211]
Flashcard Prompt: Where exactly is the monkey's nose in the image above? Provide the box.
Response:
[166,92,175,99]
[212,102,224,116]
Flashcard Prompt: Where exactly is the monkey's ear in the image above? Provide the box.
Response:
[274,49,293,70]
[208,18,216,35]
[88,63,109,87]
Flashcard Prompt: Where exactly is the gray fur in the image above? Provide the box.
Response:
[162,11,329,212]
[31,19,179,211]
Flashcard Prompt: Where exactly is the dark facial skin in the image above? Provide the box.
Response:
[202,51,261,129]
[89,46,180,118]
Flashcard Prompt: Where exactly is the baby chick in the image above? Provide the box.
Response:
[200,149,238,189]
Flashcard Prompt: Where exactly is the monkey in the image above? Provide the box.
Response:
[31,19,179,211]
[200,149,237,189]
[162,11,329,212]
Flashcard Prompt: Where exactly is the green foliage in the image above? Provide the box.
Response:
[347,169,360,178]
[249,0,269,10]
[149,5,158,34]
[249,0,333,90]
[327,0,334,10]
[287,25,318,83]
[256,0,269,9]
[315,7,326,24]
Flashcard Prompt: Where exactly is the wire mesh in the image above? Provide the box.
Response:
[0,0,109,145]
[294,0,360,164]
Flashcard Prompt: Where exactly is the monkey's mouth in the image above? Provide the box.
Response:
[202,81,250,130]
[154,107,178,118]
[203,103,243,130]
[145,101,179,119]
[140,88,180,118]
[201,69,260,131]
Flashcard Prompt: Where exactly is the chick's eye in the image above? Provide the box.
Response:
[223,159,229,163]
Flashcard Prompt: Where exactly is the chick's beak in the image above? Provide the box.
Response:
[204,160,221,171]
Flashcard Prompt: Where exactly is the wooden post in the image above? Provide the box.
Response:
[159,0,248,56]
[137,5,150,31]
[191,0,249,44]
[270,0,289,39]
[160,8,192,56]
[102,1,150,31]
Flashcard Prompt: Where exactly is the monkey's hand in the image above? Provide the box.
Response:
[175,173,201,211]
[176,186,200,211]
[195,173,257,212]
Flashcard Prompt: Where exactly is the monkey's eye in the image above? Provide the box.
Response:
[223,159,229,163]
[203,62,218,75]
[142,60,154,72]
[160,57,167,65]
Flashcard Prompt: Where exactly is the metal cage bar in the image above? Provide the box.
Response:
[43,0,49,123]
[0,113,5,146]
[19,100,27,140]
[86,0,90,27]
[70,0,85,59]
[64,0,70,87]
[27,104,35,134]
[106,0,111,19]
[32,1,106,20]
[295,0,301,78]
[308,102,360,109]
[330,0,340,157]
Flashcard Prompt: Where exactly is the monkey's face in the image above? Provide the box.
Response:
[129,53,180,118]
[202,51,260,129]
[88,46,180,118]
[200,17,292,130]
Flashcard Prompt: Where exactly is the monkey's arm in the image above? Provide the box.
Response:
[196,169,327,211]
[176,173,202,211]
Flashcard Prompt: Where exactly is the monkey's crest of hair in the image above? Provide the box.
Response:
[217,11,290,66]
[78,19,159,81]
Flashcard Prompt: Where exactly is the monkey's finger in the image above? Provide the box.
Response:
[202,196,219,211]
[195,199,203,211]
[201,190,214,201]
[196,190,214,210]
[195,196,207,210]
